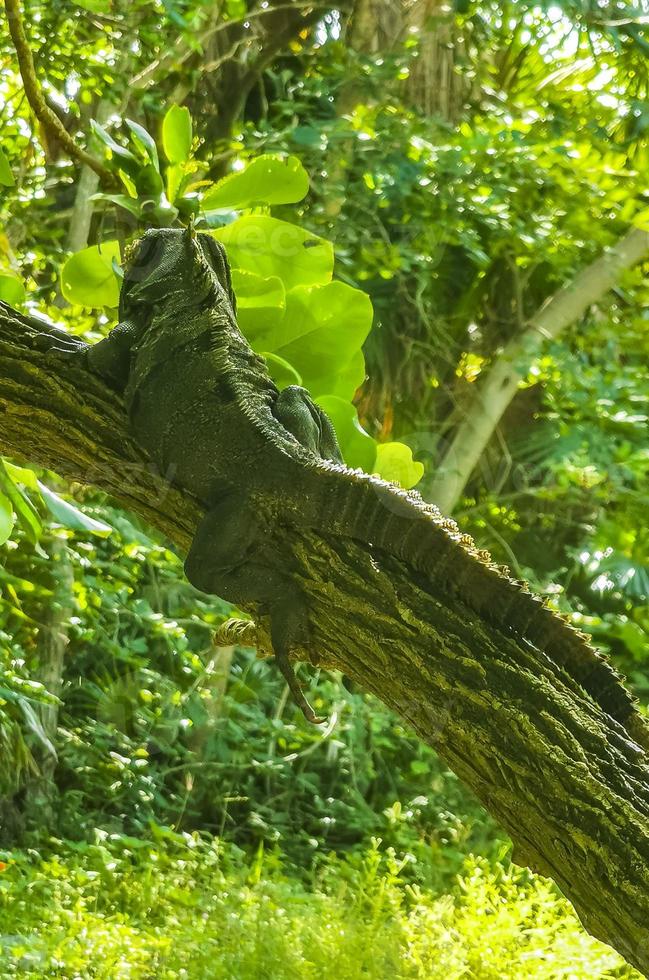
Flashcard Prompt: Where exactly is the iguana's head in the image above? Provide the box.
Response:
[119,227,236,319]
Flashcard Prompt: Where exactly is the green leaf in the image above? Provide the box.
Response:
[310,350,366,403]
[118,169,139,198]
[165,162,185,204]
[0,273,25,306]
[231,269,286,338]
[126,118,159,171]
[410,760,430,776]
[60,241,121,308]
[316,396,377,473]
[0,678,57,705]
[0,492,15,545]
[0,461,41,543]
[374,443,424,489]
[212,217,333,291]
[3,461,38,491]
[251,282,372,399]
[137,163,164,197]
[0,147,14,187]
[91,192,141,217]
[202,155,309,210]
[37,482,112,536]
[90,120,138,173]
[19,700,56,756]
[162,105,192,164]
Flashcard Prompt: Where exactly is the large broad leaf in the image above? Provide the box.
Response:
[212,217,333,291]
[263,352,303,389]
[309,350,367,403]
[374,443,424,489]
[251,281,372,398]
[316,396,377,473]
[37,482,112,536]
[0,273,25,306]
[258,352,365,404]
[60,241,121,308]
[0,147,14,187]
[231,269,285,339]
[0,492,15,545]
[162,105,192,164]
[202,155,309,210]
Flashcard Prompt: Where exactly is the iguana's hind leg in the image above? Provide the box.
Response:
[184,491,324,724]
[273,385,343,463]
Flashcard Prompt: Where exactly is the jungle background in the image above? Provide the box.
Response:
[0,0,648,976]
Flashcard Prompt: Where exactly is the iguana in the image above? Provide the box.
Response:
[42,226,649,747]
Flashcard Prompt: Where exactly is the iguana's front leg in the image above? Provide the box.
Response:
[34,319,139,393]
[32,327,88,357]
[184,490,325,724]
[85,320,139,392]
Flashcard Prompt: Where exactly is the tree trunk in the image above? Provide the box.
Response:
[402,0,467,121]
[344,0,467,119]
[66,100,116,253]
[1,301,649,974]
[429,226,649,514]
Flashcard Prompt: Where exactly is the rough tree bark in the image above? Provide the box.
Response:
[0,301,648,974]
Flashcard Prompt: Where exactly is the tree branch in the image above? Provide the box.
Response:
[1,300,649,974]
[429,226,649,514]
[3,0,111,182]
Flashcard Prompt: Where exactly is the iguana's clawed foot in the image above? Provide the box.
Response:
[212,612,326,724]
[274,647,326,725]
[31,331,86,355]
[271,599,327,725]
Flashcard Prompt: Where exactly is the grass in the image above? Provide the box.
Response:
[0,833,639,979]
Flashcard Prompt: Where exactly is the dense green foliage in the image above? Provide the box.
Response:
[0,836,640,978]
[1,0,648,973]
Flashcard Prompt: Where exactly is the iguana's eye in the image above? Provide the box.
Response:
[123,235,160,285]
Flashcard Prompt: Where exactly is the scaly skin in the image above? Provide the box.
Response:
[48,227,648,745]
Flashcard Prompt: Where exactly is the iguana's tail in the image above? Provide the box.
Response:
[303,461,648,750]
